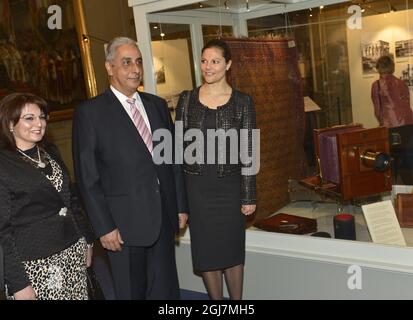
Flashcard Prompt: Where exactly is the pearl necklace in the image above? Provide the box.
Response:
[17,146,46,168]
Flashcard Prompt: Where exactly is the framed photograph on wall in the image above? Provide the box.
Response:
[395,39,413,59]
[361,40,390,76]
[398,63,413,88]
[0,0,96,121]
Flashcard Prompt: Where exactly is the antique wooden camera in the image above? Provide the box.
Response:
[300,124,392,200]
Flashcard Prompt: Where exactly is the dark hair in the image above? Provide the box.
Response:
[376,55,395,74]
[202,39,231,62]
[0,92,49,150]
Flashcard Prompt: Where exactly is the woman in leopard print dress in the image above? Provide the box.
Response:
[0,93,95,300]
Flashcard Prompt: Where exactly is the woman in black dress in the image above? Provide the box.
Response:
[0,93,95,299]
[175,39,257,300]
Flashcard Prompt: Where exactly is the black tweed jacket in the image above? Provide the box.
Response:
[175,87,257,205]
[0,144,95,294]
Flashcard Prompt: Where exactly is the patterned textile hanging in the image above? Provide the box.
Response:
[225,38,307,223]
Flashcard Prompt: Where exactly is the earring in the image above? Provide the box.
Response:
[9,128,13,132]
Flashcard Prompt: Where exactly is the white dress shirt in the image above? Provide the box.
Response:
[110,86,152,132]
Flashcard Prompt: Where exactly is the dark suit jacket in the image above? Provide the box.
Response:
[72,89,187,247]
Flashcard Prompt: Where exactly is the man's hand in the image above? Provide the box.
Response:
[178,213,188,229]
[241,204,256,216]
[100,229,124,251]
[14,285,37,300]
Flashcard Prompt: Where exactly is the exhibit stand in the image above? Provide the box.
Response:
[176,201,413,299]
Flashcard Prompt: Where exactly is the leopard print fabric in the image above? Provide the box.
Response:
[8,238,88,300]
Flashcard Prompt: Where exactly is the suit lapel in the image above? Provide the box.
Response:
[104,89,136,133]
[139,93,165,150]
[104,89,156,155]
[139,92,161,133]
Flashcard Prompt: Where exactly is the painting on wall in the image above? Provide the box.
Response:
[395,39,413,59]
[154,57,166,84]
[0,0,94,118]
[361,40,390,75]
[164,93,180,120]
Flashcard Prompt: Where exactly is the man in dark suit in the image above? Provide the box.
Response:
[72,37,188,300]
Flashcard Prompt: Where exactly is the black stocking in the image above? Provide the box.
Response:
[223,264,244,300]
[201,270,223,300]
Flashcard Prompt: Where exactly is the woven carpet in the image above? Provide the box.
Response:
[225,38,307,223]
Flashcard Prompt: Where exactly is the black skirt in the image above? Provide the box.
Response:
[185,167,245,271]
[185,108,245,272]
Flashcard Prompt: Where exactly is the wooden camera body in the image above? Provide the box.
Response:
[396,193,413,227]
[301,124,392,200]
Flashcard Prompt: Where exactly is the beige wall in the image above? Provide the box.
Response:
[48,120,74,179]
[50,1,135,174]
[152,39,194,98]
[347,10,413,128]
[82,0,136,94]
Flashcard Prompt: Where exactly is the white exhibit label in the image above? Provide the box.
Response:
[362,200,406,246]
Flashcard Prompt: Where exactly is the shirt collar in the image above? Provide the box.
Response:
[110,86,140,104]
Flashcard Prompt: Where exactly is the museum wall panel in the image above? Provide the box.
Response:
[152,39,194,104]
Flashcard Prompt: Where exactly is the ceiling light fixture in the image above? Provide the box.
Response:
[224,1,229,10]
[159,22,165,39]
[246,0,250,12]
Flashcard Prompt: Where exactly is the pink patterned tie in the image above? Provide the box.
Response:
[126,98,153,153]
